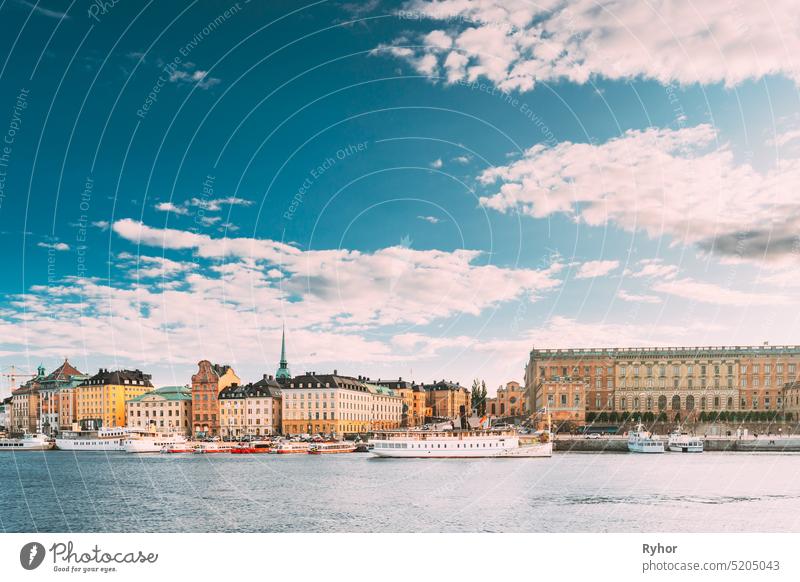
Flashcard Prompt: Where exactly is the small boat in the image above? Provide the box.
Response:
[270,441,310,454]
[161,445,194,454]
[667,427,704,453]
[124,431,188,453]
[231,441,272,454]
[308,441,356,454]
[0,432,54,451]
[627,423,665,453]
[193,442,232,454]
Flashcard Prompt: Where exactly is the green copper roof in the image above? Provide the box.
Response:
[276,325,291,379]
[128,385,191,402]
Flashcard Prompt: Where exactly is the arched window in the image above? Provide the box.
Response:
[657,395,667,411]
[671,395,681,410]
[686,395,695,411]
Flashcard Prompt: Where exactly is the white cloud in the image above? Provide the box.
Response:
[385,0,800,90]
[0,221,566,375]
[91,221,110,231]
[453,155,471,164]
[624,259,680,280]
[430,158,443,169]
[478,124,800,260]
[417,215,441,224]
[167,63,220,89]
[617,289,662,304]
[188,196,252,211]
[16,0,69,19]
[37,242,69,251]
[575,259,619,279]
[651,277,790,306]
[155,202,190,215]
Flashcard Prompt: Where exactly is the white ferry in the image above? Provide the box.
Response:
[124,432,188,453]
[0,432,55,451]
[308,441,356,454]
[627,423,665,453]
[370,428,552,458]
[55,427,129,452]
[271,441,310,454]
[667,427,704,453]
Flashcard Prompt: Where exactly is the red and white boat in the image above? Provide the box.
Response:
[231,441,272,454]
[161,444,195,454]
[271,441,309,454]
[308,441,356,454]
[193,442,232,454]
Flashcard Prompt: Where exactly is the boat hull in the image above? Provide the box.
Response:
[0,441,54,451]
[370,441,552,458]
[55,439,125,452]
[627,442,665,453]
[668,443,703,453]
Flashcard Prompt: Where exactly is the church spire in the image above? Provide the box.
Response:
[276,325,291,380]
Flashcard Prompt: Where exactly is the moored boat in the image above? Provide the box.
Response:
[308,441,356,454]
[271,441,310,454]
[0,432,54,451]
[124,431,188,453]
[193,442,232,454]
[231,441,272,454]
[370,428,552,458]
[55,427,129,452]
[667,427,704,453]
[627,423,665,453]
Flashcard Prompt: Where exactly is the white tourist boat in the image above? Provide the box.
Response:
[0,432,55,451]
[123,431,188,453]
[667,427,704,453]
[627,423,665,453]
[271,441,310,454]
[370,428,552,458]
[308,441,356,454]
[55,427,129,451]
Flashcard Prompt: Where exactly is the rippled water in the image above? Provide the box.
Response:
[2,451,800,532]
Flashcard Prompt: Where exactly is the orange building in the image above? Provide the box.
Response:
[486,381,526,418]
[423,380,470,420]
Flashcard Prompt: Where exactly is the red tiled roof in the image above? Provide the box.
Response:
[45,358,83,380]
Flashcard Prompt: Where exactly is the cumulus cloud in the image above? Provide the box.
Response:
[0,221,566,372]
[430,158,443,169]
[575,259,619,279]
[385,0,800,90]
[188,196,252,211]
[37,242,69,251]
[478,124,800,260]
[167,62,220,89]
[155,202,190,215]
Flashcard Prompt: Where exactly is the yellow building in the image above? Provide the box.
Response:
[219,376,282,438]
[376,378,426,427]
[486,381,526,418]
[77,369,153,428]
[423,380,471,420]
[281,372,402,436]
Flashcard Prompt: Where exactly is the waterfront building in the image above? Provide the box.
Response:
[126,385,192,435]
[423,380,471,420]
[486,381,526,418]
[190,361,240,437]
[541,379,586,425]
[376,378,425,427]
[0,396,11,432]
[525,345,800,422]
[219,375,283,438]
[281,372,403,435]
[782,381,800,418]
[366,383,403,430]
[76,369,153,428]
[10,383,39,434]
[36,359,88,432]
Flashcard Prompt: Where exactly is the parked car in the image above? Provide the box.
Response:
[584,433,601,439]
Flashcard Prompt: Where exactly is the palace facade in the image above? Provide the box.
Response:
[525,345,800,422]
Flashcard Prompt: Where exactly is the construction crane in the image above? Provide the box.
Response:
[1,365,37,396]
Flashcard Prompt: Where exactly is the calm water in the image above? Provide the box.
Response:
[2,451,800,532]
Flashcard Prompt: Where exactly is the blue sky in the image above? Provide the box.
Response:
[2,0,800,396]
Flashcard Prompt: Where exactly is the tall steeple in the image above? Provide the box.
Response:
[276,325,291,380]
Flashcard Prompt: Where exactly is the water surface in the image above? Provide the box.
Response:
[1,451,799,532]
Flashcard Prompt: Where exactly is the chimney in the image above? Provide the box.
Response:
[263,374,268,380]
[334,369,338,375]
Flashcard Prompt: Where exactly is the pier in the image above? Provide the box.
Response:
[554,435,800,452]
